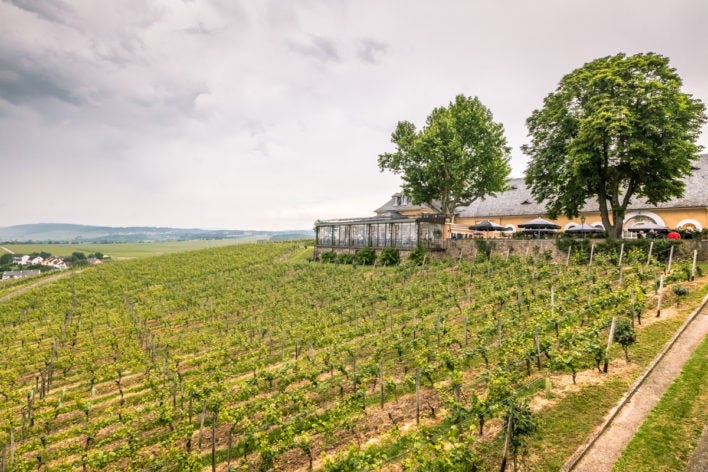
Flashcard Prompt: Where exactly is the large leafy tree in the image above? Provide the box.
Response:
[523,53,706,239]
[378,94,511,221]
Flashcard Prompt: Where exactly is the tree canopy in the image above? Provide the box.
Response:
[523,52,706,239]
[378,94,511,221]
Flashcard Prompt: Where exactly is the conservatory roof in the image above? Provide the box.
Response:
[316,211,416,226]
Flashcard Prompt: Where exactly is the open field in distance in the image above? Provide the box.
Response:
[2,239,260,259]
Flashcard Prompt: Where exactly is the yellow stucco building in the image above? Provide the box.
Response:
[315,154,706,255]
[373,154,708,238]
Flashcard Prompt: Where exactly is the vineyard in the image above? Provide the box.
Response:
[0,241,703,471]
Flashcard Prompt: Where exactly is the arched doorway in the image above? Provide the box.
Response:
[623,211,665,230]
[676,219,702,232]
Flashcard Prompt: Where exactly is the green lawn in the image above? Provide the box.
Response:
[525,279,708,471]
[613,333,708,471]
[529,378,632,471]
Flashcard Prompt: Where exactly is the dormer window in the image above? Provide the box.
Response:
[395,196,402,206]
[522,200,531,205]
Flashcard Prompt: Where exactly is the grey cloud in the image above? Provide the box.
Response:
[289,35,340,63]
[0,57,82,106]
[357,39,387,64]
[88,35,148,68]
[183,21,212,35]
[154,87,210,117]
[6,0,73,24]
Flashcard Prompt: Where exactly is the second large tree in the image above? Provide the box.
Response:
[378,95,511,221]
[523,52,706,239]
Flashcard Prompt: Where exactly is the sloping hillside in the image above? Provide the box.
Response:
[0,241,703,471]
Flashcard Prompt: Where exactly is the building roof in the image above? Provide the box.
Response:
[374,192,439,215]
[381,153,708,219]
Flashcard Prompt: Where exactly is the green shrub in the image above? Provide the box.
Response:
[408,246,427,266]
[354,247,377,265]
[672,285,689,306]
[613,317,636,362]
[474,239,496,259]
[336,253,355,265]
[378,248,400,266]
[320,251,337,263]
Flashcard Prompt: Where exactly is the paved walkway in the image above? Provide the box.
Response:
[564,295,708,471]
[687,425,708,472]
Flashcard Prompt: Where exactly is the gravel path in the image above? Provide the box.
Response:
[563,294,708,471]
[687,425,708,472]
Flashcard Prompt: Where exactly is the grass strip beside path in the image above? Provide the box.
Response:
[528,378,631,472]
[526,280,708,471]
[613,334,708,471]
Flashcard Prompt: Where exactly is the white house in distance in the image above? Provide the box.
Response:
[8,254,68,270]
[12,255,30,265]
[43,257,68,270]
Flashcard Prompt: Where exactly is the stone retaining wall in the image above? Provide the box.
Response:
[444,238,708,262]
[315,239,707,263]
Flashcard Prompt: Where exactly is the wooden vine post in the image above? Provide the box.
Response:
[211,410,217,472]
[415,368,420,425]
[198,400,207,450]
[589,243,595,266]
[630,290,637,326]
[9,426,14,468]
[379,358,384,409]
[603,316,616,373]
[464,316,469,346]
[691,250,698,281]
[500,404,514,472]
[656,274,664,317]
[534,328,541,370]
[667,245,674,273]
[618,243,624,267]
[647,241,654,265]
[497,318,503,348]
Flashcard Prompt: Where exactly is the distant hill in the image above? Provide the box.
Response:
[0,223,313,243]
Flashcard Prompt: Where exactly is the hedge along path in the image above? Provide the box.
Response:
[563,292,708,471]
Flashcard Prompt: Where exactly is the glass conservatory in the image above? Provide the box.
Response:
[315,212,445,251]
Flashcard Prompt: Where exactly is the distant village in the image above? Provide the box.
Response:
[1,252,105,281]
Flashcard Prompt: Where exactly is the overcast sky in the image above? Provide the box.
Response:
[1,0,707,230]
